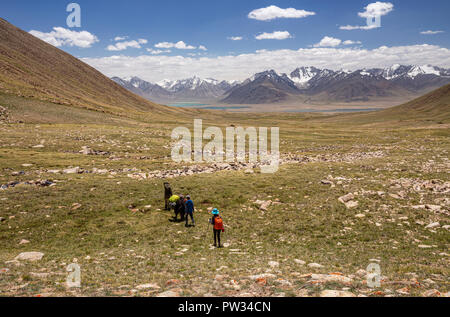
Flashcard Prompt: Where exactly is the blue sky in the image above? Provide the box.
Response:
[1,0,449,81]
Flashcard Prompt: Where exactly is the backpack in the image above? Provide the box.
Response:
[214,216,224,230]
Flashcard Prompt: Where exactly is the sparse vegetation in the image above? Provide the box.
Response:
[0,89,448,297]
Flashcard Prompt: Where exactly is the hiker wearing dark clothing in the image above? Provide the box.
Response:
[210,208,225,248]
[174,195,186,221]
[185,195,195,227]
[164,182,173,211]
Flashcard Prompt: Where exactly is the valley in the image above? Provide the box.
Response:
[0,17,448,298]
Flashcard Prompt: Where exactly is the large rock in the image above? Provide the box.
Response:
[15,252,44,261]
[338,193,359,209]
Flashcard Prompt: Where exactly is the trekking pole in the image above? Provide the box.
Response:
[205,217,210,239]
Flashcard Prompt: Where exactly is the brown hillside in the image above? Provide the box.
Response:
[0,18,168,116]
[320,83,450,126]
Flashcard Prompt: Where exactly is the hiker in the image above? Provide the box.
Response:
[174,194,186,222]
[185,195,195,227]
[210,208,225,248]
[164,182,173,211]
[168,194,180,218]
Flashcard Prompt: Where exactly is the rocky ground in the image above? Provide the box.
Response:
[0,117,448,297]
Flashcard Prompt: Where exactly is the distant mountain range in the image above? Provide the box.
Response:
[113,64,450,104]
[111,76,239,103]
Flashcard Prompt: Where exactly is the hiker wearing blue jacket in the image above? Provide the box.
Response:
[185,195,195,227]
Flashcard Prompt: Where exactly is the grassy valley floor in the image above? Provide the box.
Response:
[0,99,449,297]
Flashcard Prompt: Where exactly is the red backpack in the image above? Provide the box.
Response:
[214,216,224,230]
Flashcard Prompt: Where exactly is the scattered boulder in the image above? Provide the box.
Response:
[156,290,181,297]
[294,259,306,265]
[80,146,94,155]
[255,200,272,211]
[421,289,441,297]
[310,274,353,285]
[396,287,410,295]
[15,252,44,262]
[425,222,440,229]
[249,273,277,280]
[308,263,324,269]
[136,283,160,290]
[63,167,81,174]
[338,194,359,209]
[320,290,356,297]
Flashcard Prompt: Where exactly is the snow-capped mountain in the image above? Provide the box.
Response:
[222,70,301,104]
[288,67,321,88]
[221,65,450,104]
[113,64,450,104]
[112,76,239,102]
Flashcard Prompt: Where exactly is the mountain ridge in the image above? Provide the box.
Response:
[0,18,168,117]
[113,65,450,105]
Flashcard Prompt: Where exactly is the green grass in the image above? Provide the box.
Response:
[0,94,449,297]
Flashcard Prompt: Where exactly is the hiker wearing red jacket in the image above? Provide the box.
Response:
[210,208,225,248]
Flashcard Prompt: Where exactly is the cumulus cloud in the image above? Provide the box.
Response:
[82,44,450,83]
[114,36,128,41]
[29,27,98,48]
[248,5,315,21]
[228,36,243,41]
[106,39,148,51]
[358,2,394,18]
[340,2,394,31]
[420,30,444,35]
[155,41,196,50]
[314,36,342,47]
[255,31,292,40]
[198,45,208,51]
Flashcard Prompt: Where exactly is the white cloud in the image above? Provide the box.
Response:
[343,40,362,45]
[114,36,128,41]
[83,44,450,83]
[420,30,444,35]
[248,5,315,21]
[358,2,394,18]
[314,36,342,47]
[255,31,292,40]
[340,25,378,31]
[228,36,243,41]
[341,2,394,31]
[198,45,208,51]
[29,27,98,48]
[146,48,171,55]
[155,41,196,50]
[106,39,148,51]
